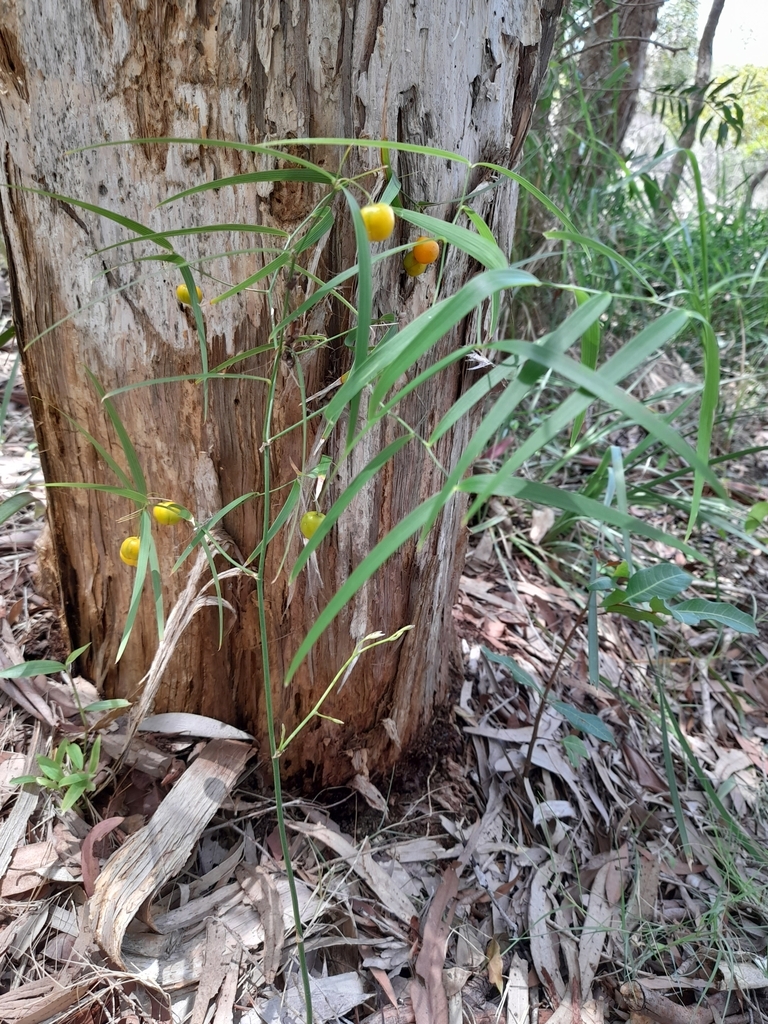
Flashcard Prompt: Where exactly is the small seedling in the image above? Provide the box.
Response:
[12,736,103,812]
[0,645,130,811]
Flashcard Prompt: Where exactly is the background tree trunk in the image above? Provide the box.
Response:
[578,0,666,152]
[0,0,561,787]
[663,0,726,199]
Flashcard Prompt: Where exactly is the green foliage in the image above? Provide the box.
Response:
[12,736,102,812]
[3,650,129,811]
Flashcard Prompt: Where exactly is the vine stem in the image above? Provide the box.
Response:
[521,603,588,780]
[257,342,314,1024]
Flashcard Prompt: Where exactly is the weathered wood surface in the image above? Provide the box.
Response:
[0,0,562,785]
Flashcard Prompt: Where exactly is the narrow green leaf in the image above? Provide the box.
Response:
[85,370,147,495]
[284,492,444,686]
[0,660,67,679]
[290,436,412,581]
[83,699,131,713]
[459,476,702,559]
[116,509,154,662]
[0,492,35,526]
[160,167,335,206]
[397,208,507,269]
[65,643,92,667]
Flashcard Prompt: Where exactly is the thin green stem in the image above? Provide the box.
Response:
[256,324,314,1024]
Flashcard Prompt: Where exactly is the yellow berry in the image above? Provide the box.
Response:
[403,251,427,277]
[412,236,440,265]
[176,283,203,305]
[300,511,325,540]
[360,203,395,243]
[153,501,184,526]
[119,536,141,567]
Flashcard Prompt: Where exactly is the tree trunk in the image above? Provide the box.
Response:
[663,0,726,200]
[0,0,561,788]
[577,0,665,152]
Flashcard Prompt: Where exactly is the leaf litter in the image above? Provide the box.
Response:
[1,347,768,1023]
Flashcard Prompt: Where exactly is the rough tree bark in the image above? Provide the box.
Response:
[0,0,562,787]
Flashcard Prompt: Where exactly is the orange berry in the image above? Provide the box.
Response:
[412,237,440,264]
[360,203,395,242]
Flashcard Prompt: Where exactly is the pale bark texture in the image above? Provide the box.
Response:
[0,0,561,786]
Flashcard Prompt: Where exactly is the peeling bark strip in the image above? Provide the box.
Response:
[0,0,563,786]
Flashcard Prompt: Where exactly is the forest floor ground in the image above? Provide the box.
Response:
[2,266,768,1024]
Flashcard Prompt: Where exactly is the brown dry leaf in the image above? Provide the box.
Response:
[349,772,389,814]
[0,977,97,1024]
[625,849,660,931]
[505,954,529,1024]
[81,817,124,897]
[413,866,459,1024]
[530,507,556,544]
[191,918,241,1024]
[237,863,284,984]
[1,841,58,897]
[486,936,504,995]
[578,862,615,995]
[622,744,667,793]
[87,738,253,965]
[288,821,417,925]
[528,858,567,1002]
[370,966,399,1008]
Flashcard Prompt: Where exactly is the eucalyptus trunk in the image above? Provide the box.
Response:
[0,0,561,786]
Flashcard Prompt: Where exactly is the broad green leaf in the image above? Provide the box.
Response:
[746,501,768,533]
[623,564,693,603]
[66,744,84,770]
[671,599,757,634]
[61,780,90,811]
[549,700,615,744]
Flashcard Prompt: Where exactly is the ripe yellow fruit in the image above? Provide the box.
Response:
[153,501,183,526]
[360,203,395,242]
[403,251,427,277]
[120,536,141,567]
[176,283,203,305]
[300,511,325,540]
[412,236,440,265]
